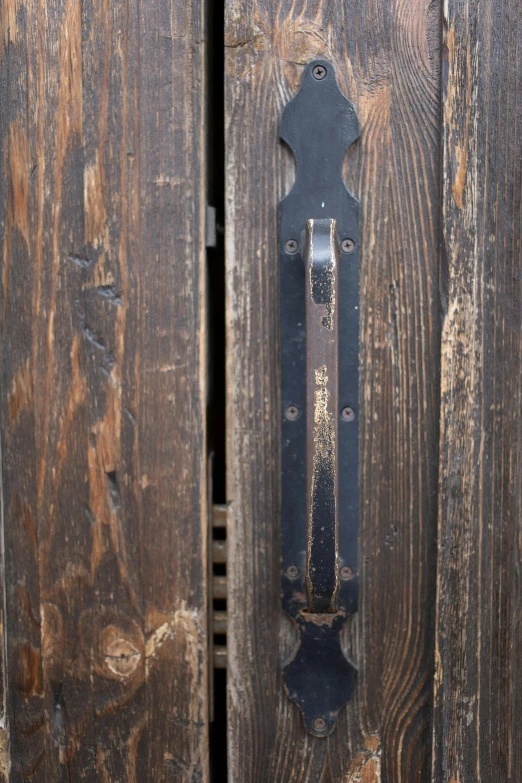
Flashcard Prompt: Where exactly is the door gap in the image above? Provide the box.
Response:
[206,0,227,779]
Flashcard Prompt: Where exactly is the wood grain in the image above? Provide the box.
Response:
[0,1,209,780]
[225,0,441,779]
[433,0,522,780]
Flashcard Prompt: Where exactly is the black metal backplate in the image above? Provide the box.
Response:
[279,60,360,735]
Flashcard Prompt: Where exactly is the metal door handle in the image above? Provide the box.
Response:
[279,60,360,736]
[304,218,339,614]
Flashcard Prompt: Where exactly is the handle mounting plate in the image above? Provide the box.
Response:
[279,59,360,736]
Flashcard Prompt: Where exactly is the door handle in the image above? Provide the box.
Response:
[279,60,360,736]
[304,218,340,614]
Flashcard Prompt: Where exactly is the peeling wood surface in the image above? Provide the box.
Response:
[225,0,441,779]
[433,0,522,780]
[0,0,209,780]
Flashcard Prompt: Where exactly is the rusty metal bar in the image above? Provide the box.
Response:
[304,218,340,614]
[211,505,227,669]
[213,575,227,600]
[212,504,227,528]
[213,646,227,669]
[212,539,227,564]
[213,612,227,634]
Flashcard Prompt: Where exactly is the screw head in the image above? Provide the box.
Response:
[341,406,355,422]
[285,404,300,421]
[340,565,354,580]
[312,717,327,732]
[312,64,327,81]
[285,239,298,255]
[286,565,300,579]
[341,238,355,254]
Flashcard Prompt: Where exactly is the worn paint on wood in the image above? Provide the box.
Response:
[225,0,441,779]
[0,0,209,780]
[433,0,522,780]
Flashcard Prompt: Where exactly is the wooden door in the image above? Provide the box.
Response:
[1,0,522,781]
[0,1,210,779]
[225,0,522,781]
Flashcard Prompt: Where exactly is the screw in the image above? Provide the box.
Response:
[285,404,300,421]
[341,406,355,421]
[285,239,298,255]
[340,565,354,580]
[286,565,300,579]
[312,64,327,81]
[341,238,355,254]
[312,717,327,732]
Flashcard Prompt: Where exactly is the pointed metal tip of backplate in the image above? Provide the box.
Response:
[280,59,360,157]
[282,615,357,737]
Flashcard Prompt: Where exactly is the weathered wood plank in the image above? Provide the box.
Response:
[0,1,209,780]
[225,0,441,779]
[0,0,40,776]
[433,1,522,780]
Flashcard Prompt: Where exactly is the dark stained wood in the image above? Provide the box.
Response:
[433,1,522,780]
[4,0,521,777]
[225,0,441,779]
[0,0,209,780]
[0,1,36,778]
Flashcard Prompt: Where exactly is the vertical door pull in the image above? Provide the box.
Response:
[304,218,340,614]
[279,60,360,736]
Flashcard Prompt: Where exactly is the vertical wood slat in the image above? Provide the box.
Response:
[0,0,37,777]
[0,1,209,780]
[225,1,441,780]
[433,1,522,780]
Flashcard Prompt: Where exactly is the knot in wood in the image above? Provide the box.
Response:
[103,633,141,679]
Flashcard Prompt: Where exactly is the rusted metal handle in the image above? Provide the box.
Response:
[279,59,359,736]
[304,218,339,613]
